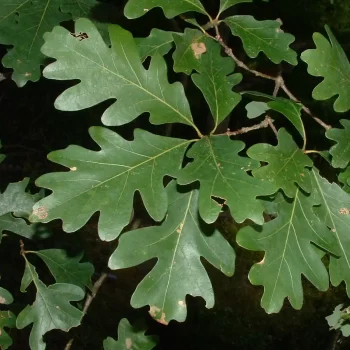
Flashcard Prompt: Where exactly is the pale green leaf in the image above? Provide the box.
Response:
[338,167,350,193]
[0,311,16,350]
[41,19,198,132]
[247,129,313,198]
[326,304,350,337]
[30,127,192,241]
[224,16,297,65]
[136,29,174,62]
[219,0,253,15]
[177,136,277,225]
[103,318,158,350]
[245,101,269,119]
[173,29,242,131]
[237,189,338,314]
[301,26,350,113]
[109,181,235,324]
[17,260,84,350]
[29,249,94,289]
[124,0,207,19]
[0,287,13,305]
[311,169,350,297]
[0,178,43,240]
[326,119,350,169]
[0,0,70,86]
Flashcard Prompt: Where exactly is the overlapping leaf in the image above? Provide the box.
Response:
[136,29,174,62]
[103,318,158,350]
[311,169,350,297]
[301,26,350,113]
[177,136,277,225]
[224,16,297,65]
[109,182,235,324]
[326,119,350,169]
[219,0,253,15]
[30,127,192,241]
[124,0,207,19]
[0,0,70,86]
[17,260,84,350]
[338,167,350,193]
[245,101,269,119]
[0,288,15,350]
[237,189,338,314]
[173,29,242,132]
[41,19,198,131]
[326,304,350,337]
[244,92,305,142]
[0,178,42,240]
[247,129,312,198]
[28,249,94,289]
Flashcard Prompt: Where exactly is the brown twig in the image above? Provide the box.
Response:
[64,272,108,350]
[214,118,270,137]
[205,29,332,131]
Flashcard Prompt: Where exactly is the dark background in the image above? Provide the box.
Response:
[1,0,350,349]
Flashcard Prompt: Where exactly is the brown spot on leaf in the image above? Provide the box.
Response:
[0,296,6,304]
[25,72,31,77]
[149,305,168,325]
[33,206,48,220]
[191,42,206,59]
[300,173,305,177]
[125,338,132,349]
[178,300,186,306]
[339,208,350,215]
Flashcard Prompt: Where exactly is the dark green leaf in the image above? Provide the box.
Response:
[29,249,94,289]
[312,169,350,297]
[0,141,5,163]
[17,260,84,350]
[301,26,350,112]
[124,0,207,19]
[30,127,192,241]
[109,182,235,324]
[326,119,350,169]
[219,0,253,15]
[247,129,313,198]
[0,0,70,86]
[177,136,277,225]
[338,167,350,193]
[224,16,297,65]
[41,19,199,133]
[237,189,338,313]
[103,318,158,350]
[0,311,16,350]
[136,29,174,62]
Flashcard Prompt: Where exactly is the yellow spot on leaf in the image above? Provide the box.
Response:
[125,338,132,349]
[339,208,350,215]
[0,296,6,304]
[70,166,77,171]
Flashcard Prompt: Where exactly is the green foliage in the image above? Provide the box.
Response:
[103,318,158,350]
[17,258,84,350]
[109,181,235,324]
[1,0,350,348]
[326,304,350,337]
[301,26,350,113]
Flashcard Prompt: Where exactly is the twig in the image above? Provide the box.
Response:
[266,116,278,137]
[215,118,270,137]
[204,29,332,131]
[64,272,108,350]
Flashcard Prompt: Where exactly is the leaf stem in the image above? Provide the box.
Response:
[204,28,332,131]
[214,117,270,137]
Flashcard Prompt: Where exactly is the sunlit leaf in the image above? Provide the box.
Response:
[237,189,338,314]
[30,127,192,241]
[224,16,297,65]
[326,119,350,169]
[124,0,207,19]
[0,0,70,86]
[41,19,199,132]
[109,182,235,324]
[247,129,313,198]
[17,260,84,350]
[103,318,158,350]
[301,26,350,113]
[177,135,277,225]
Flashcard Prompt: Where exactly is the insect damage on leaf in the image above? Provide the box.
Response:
[32,206,48,220]
[191,42,207,59]
[149,305,168,325]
